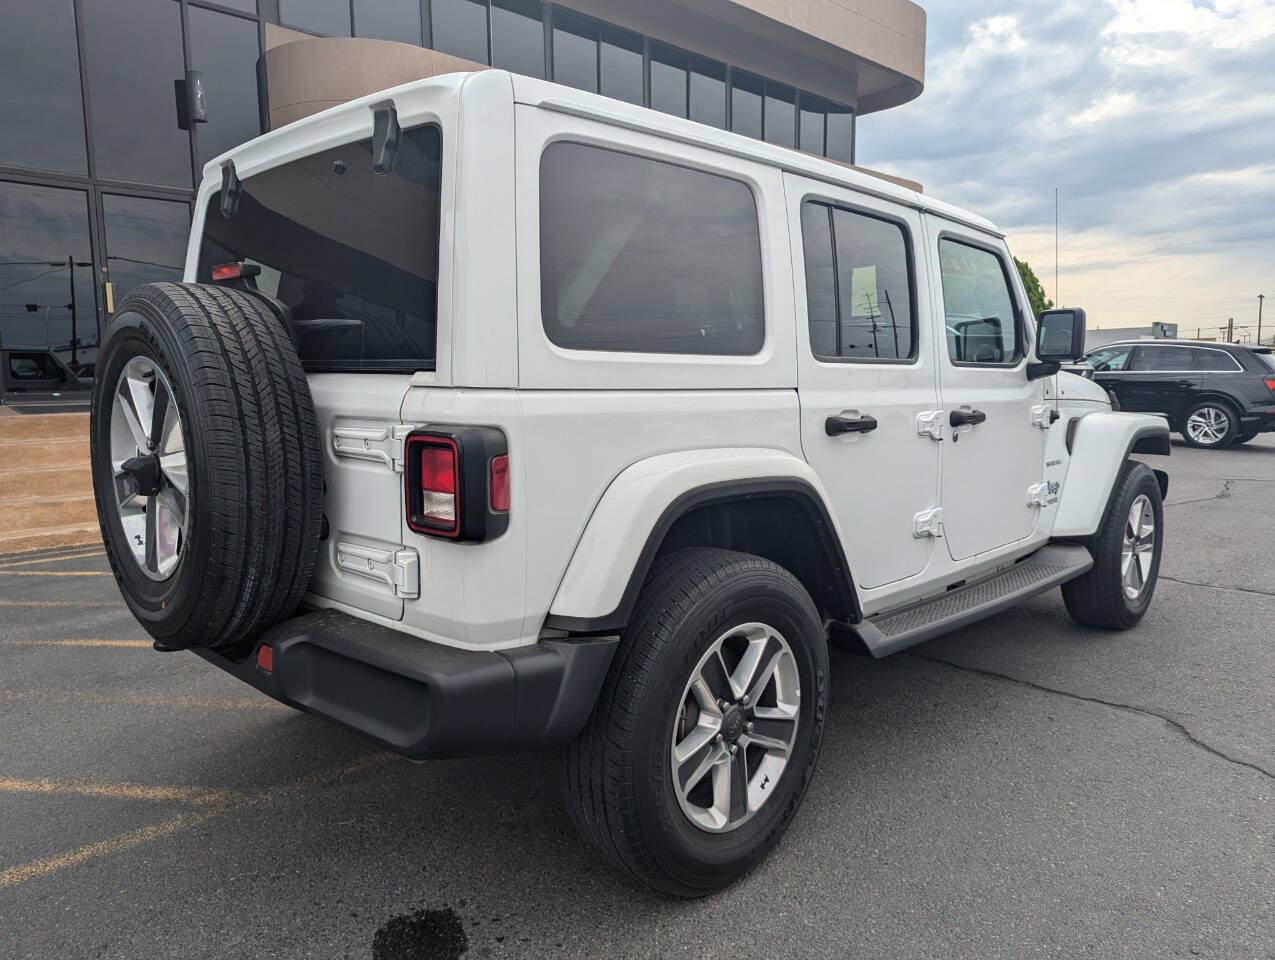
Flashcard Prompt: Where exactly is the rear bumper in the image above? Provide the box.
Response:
[196,609,618,760]
[1238,409,1275,432]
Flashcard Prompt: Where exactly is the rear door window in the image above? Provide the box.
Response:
[1195,349,1243,372]
[539,141,764,355]
[1131,346,1198,371]
[198,124,442,372]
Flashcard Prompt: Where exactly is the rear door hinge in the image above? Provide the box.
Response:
[1027,482,1051,508]
[1031,405,1060,429]
[913,507,944,539]
[332,423,413,472]
[335,541,420,599]
[916,410,945,441]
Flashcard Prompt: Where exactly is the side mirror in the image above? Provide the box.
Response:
[1036,308,1087,362]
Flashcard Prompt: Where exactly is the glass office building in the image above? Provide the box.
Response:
[1,0,922,378]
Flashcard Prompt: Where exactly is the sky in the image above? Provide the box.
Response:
[861,0,1275,336]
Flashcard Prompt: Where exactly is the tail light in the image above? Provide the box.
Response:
[210,261,261,283]
[1264,378,1275,394]
[405,428,509,541]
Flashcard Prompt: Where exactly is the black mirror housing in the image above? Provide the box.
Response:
[1036,308,1087,362]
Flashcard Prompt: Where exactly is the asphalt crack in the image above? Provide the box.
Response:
[910,653,1275,784]
[1166,476,1275,509]
[1160,575,1275,600]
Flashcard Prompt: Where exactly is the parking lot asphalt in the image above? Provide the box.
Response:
[2,438,1272,960]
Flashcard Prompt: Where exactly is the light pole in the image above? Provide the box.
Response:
[1259,294,1266,346]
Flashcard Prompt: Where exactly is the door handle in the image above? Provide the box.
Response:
[825,414,878,437]
[949,408,987,428]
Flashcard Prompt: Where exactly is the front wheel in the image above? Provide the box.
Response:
[562,548,828,898]
[1062,461,1163,630]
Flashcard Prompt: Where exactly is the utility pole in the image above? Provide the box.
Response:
[1259,294,1266,345]
[1226,317,1234,343]
[67,255,78,369]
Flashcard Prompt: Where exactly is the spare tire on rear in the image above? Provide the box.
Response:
[89,282,323,657]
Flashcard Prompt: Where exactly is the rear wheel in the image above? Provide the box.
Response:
[1062,461,1163,630]
[90,282,323,656]
[562,548,828,898]
[1182,401,1238,449]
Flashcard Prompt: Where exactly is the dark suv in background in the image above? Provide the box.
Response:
[1076,340,1275,449]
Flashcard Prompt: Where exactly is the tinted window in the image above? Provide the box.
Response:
[799,95,826,156]
[0,182,97,370]
[9,353,62,382]
[0,0,87,174]
[730,72,763,140]
[1083,345,1133,371]
[801,202,914,361]
[354,0,423,44]
[827,105,854,163]
[103,195,189,299]
[432,0,489,64]
[491,0,544,79]
[650,43,688,118]
[540,143,764,355]
[82,0,190,188]
[279,0,351,35]
[1133,346,1197,371]
[599,25,643,105]
[689,57,726,129]
[1255,351,1275,374]
[188,7,262,169]
[764,82,795,148]
[939,240,1020,365]
[1195,349,1242,372]
[198,125,443,371]
[551,8,597,93]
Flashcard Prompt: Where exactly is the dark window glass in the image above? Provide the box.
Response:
[800,203,837,358]
[354,0,423,44]
[0,182,97,372]
[827,104,854,163]
[551,8,597,93]
[491,0,544,78]
[279,0,351,35]
[1081,345,1133,372]
[649,43,688,118]
[801,201,914,361]
[1133,346,1198,371]
[730,71,763,140]
[432,0,489,64]
[82,0,191,188]
[188,7,262,170]
[1195,349,1242,372]
[198,125,443,371]
[1255,351,1275,373]
[799,95,826,156]
[764,82,795,148]
[540,142,764,356]
[103,195,189,300]
[938,239,1020,365]
[689,57,726,129]
[8,353,63,382]
[599,24,643,105]
[0,0,87,174]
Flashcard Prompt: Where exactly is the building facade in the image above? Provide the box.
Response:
[0,0,924,380]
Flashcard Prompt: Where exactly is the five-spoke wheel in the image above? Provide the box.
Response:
[1183,402,1237,449]
[1120,494,1156,601]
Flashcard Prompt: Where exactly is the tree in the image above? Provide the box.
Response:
[1015,257,1054,317]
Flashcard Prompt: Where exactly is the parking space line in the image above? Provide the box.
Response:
[0,754,393,890]
[0,690,278,711]
[0,777,249,806]
[0,599,105,608]
[0,812,219,890]
[0,570,110,577]
[0,550,105,571]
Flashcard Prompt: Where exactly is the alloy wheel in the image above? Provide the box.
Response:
[1121,494,1156,600]
[1186,406,1230,446]
[670,622,800,833]
[109,357,188,581]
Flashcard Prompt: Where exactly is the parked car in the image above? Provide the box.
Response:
[89,71,1170,897]
[1075,340,1275,448]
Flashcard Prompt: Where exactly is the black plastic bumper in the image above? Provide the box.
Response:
[195,609,619,760]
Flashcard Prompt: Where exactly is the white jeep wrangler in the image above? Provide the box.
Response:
[90,71,1170,898]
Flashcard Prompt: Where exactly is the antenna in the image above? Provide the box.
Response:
[1055,187,1060,307]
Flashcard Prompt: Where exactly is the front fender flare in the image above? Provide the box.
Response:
[544,449,855,632]
[1053,413,1170,539]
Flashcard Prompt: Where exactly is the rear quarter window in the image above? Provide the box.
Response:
[198,124,442,372]
[539,141,765,356]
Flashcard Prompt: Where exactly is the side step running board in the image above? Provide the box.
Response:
[849,543,1094,659]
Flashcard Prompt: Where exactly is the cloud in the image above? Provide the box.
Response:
[861,0,1275,332]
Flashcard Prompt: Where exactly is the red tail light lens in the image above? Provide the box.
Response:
[418,441,459,534]
[490,455,510,512]
[1264,378,1275,393]
[211,262,242,281]
[256,644,274,674]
